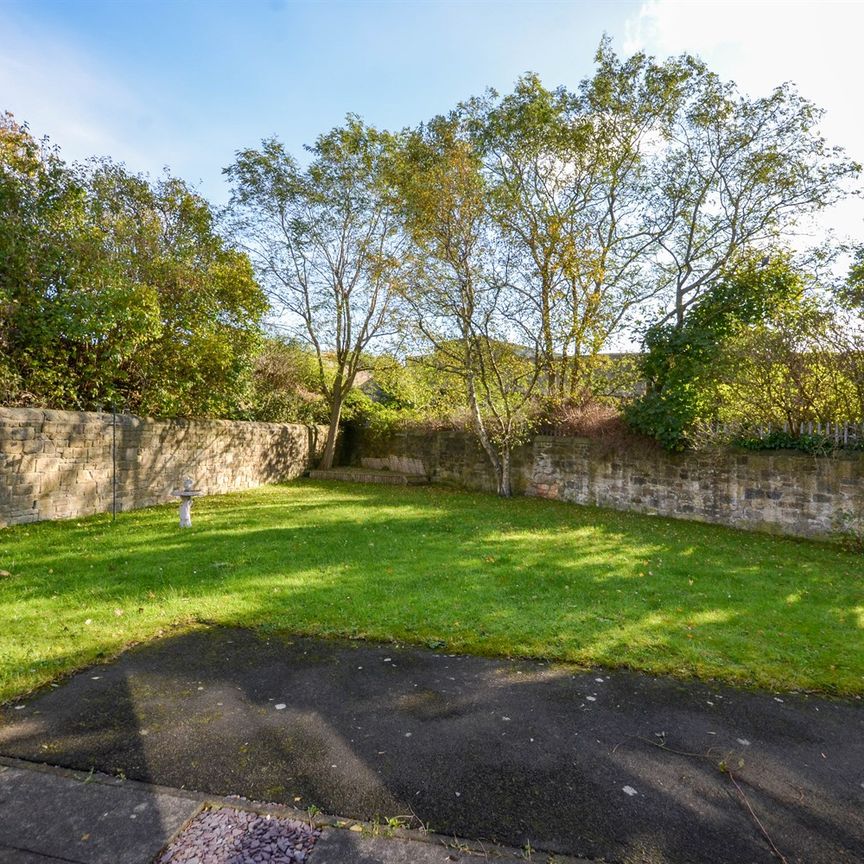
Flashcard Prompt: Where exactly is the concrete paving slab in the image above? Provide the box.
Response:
[309,829,485,863]
[1,627,862,863]
[0,847,67,864]
[0,763,199,864]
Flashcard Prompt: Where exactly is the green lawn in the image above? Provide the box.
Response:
[1,480,862,702]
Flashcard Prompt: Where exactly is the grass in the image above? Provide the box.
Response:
[0,480,862,703]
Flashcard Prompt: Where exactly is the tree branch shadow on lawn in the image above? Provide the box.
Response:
[0,487,860,704]
[5,489,861,696]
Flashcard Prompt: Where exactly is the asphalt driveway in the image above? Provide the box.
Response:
[0,627,861,863]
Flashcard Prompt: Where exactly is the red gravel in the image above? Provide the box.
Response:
[156,806,320,864]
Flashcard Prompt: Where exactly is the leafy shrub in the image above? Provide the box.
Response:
[1,114,266,417]
[626,255,804,450]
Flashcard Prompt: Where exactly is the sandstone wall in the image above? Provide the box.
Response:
[354,430,864,539]
[0,408,327,527]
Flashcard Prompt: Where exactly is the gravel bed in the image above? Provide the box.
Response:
[156,806,321,864]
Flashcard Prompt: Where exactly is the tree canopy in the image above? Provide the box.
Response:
[3,39,862,473]
[0,113,266,416]
[225,117,406,467]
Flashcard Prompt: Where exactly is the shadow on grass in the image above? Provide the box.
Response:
[1,480,862,702]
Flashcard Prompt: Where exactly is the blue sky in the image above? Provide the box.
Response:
[1,0,863,239]
[1,0,634,200]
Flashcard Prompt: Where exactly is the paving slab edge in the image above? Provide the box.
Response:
[0,755,591,863]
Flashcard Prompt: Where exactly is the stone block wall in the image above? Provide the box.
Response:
[353,430,864,539]
[0,408,327,528]
[360,455,426,475]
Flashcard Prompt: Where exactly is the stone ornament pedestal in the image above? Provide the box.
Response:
[171,478,203,528]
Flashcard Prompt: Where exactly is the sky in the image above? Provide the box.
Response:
[1,0,863,240]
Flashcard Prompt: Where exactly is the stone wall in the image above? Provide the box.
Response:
[353,430,864,539]
[0,408,327,528]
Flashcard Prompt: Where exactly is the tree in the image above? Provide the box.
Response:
[719,297,852,431]
[226,118,406,468]
[0,113,264,415]
[651,70,860,328]
[839,243,864,309]
[466,45,696,401]
[394,116,540,496]
[88,165,267,417]
[629,249,864,441]
[0,112,86,404]
[817,246,864,423]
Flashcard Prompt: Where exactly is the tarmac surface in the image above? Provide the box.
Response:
[1,627,862,863]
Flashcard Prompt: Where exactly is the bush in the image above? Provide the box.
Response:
[1,114,266,417]
[626,254,804,450]
[535,399,655,453]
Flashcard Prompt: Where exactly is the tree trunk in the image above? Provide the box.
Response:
[319,394,343,470]
[497,447,512,498]
[466,375,509,496]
